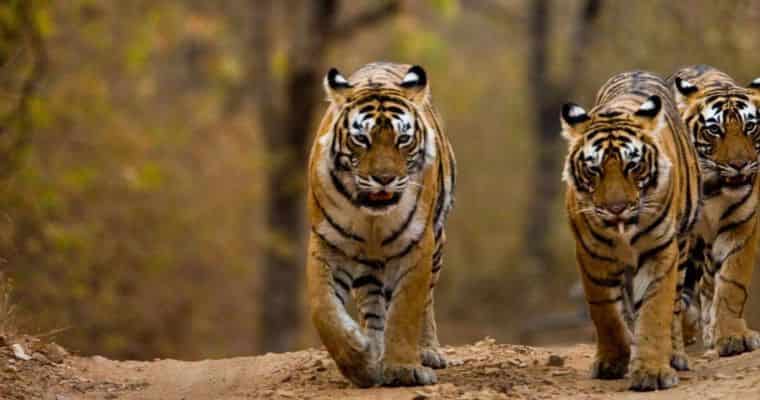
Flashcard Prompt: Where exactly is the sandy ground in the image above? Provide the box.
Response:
[3,336,760,400]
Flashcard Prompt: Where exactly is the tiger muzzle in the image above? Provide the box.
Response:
[721,159,758,187]
[357,191,401,209]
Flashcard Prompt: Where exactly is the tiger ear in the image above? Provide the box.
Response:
[634,95,661,119]
[560,102,590,140]
[674,77,698,97]
[324,68,353,104]
[749,77,760,91]
[399,65,429,103]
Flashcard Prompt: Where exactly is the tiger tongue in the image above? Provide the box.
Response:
[368,191,393,201]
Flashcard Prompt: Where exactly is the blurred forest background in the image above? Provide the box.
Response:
[2,0,760,361]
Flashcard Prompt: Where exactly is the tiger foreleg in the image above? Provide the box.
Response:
[710,224,760,357]
[577,252,631,381]
[306,237,382,387]
[382,232,436,386]
[352,265,387,363]
[699,255,716,347]
[629,241,679,392]
[681,251,704,347]
[419,237,446,369]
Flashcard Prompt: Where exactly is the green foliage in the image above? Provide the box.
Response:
[429,0,459,20]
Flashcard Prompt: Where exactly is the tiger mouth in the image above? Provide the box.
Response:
[723,174,754,187]
[358,191,401,209]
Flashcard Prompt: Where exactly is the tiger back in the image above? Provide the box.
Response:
[306,62,455,387]
[561,71,700,391]
[669,65,760,357]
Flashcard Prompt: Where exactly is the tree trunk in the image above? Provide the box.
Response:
[524,0,560,273]
[256,0,339,354]
[523,0,601,274]
[254,0,400,353]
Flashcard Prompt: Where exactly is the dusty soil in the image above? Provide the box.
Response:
[3,337,760,400]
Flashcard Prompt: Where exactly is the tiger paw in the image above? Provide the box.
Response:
[420,347,448,369]
[590,356,628,380]
[382,364,437,386]
[716,329,760,357]
[670,352,690,371]
[629,364,678,391]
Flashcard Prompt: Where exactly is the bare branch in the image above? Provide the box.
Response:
[329,1,400,41]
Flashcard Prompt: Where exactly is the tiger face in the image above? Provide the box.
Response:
[324,66,428,214]
[674,77,760,190]
[561,96,666,233]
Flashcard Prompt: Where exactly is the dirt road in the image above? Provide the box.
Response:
[4,336,760,399]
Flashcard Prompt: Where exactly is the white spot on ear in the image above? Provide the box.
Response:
[334,73,348,85]
[640,99,657,112]
[678,79,696,90]
[568,105,587,119]
[752,77,760,86]
[402,72,419,85]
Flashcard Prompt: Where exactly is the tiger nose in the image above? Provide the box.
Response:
[605,202,629,215]
[729,160,748,170]
[372,175,396,185]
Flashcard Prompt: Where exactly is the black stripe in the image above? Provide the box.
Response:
[354,257,385,270]
[433,158,446,229]
[631,185,672,245]
[713,241,746,272]
[313,229,347,256]
[449,148,457,195]
[589,295,623,305]
[313,195,365,242]
[334,276,350,293]
[386,106,405,114]
[718,210,756,235]
[330,171,354,203]
[638,237,674,268]
[330,284,347,305]
[388,238,420,262]
[570,220,617,263]
[335,267,352,283]
[579,262,621,287]
[382,188,421,246]
[354,94,408,108]
[383,288,393,302]
[363,313,383,321]
[720,187,753,220]
[718,274,748,294]
[352,275,383,289]
[585,218,614,247]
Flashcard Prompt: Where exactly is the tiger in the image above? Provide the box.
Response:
[306,62,456,387]
[669,65,760,357]
[561,71,701,391]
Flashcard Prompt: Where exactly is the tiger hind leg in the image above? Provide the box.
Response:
[670,258,690,371]
[710,226,760,357]
[681,252,703,347]
[419,239,447,369]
